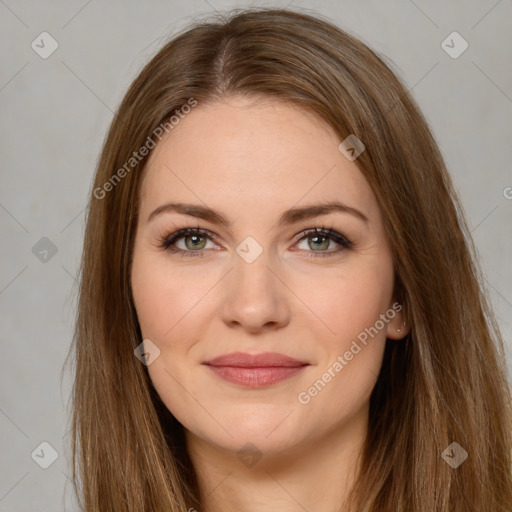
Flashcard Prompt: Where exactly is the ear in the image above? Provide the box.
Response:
[385,302,409,340]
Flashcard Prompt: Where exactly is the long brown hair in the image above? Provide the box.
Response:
[64,7,512,511]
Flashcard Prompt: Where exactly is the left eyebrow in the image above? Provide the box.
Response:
[277,202,369,226]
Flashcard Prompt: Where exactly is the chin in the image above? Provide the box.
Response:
[186,411,302,455]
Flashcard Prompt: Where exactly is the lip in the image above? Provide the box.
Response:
[202,352,309,388]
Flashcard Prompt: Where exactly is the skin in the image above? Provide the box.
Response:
[130,95,408,512]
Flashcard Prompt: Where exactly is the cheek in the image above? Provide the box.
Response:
[131,251,211,430]
[131,249,213,342]
[292,258,393,408]
[297,257,395,347]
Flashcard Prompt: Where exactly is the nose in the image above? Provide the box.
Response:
[220,249,291,334]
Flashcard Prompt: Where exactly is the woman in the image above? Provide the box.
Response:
[66,7,512,511]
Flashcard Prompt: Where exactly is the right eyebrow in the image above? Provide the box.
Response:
[147,202,231,226]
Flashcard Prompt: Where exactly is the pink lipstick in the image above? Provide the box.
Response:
[202,352,308,388]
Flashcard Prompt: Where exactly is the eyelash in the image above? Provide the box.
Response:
[157,225,354,258]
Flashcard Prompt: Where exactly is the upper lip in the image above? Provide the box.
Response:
[202,352,308,368]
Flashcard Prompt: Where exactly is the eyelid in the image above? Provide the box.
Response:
[158,227,218,250]
[292,226,354,253]
[158,225,354,256]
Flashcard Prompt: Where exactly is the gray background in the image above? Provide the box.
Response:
[1,0,511,510]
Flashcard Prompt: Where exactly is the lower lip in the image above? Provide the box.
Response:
[205,365,307,387]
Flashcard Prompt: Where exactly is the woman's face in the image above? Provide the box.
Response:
[131,96,404,459]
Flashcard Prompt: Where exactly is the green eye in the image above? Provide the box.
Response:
[159,226,353,258]
[183,233,207,250]
[294,227,354,256]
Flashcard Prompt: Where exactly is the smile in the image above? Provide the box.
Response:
[202,352,309,388]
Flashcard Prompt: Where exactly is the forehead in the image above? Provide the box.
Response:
[139,97,380,223]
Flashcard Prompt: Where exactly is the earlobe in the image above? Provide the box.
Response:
[396,321,407,338]
[386,317,408,340]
